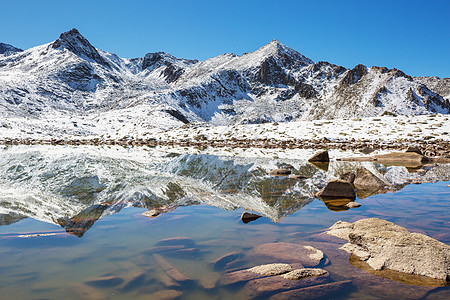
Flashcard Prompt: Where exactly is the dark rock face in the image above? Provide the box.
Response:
[164,109,189,123]
[256,57,296,87]
[51,28,111,68]
[317,180,356,200]
[341,64,367,86]
[295,81,317,99]
[308,150,329,163]
[0,43,23,55]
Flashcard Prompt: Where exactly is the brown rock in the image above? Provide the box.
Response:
[353,167,387,191]
[360,147,375,154]
[346,202,362,208]
[308,150,329,163]
[248,242,323,266]
[269,280,352,300]
[281,268,328,280]
[241,212,262,224]
[84,276,124,288]
[147,289,183,300]
[199,272,221,289]
[317,180,356,200]
[374,152,429,165]
[406,146,423,155]
[269,169,291,176]
[243,272,329,298]
[153,254,190,282]
[248,263,293,275]
[220,268,267,285]
[210,251,243,271]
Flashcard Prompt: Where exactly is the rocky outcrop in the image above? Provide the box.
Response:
[326,218,450,281]
[308,150,329,163]
[353,167,387,191]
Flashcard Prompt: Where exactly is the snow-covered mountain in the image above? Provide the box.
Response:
[0,28,449,130]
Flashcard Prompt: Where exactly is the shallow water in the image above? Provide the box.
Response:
[0,145,449,299]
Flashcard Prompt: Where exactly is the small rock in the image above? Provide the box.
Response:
[317,180,356,200]
[281,268,328,280]
[269,280,352,300]
[210,252,243,271]
[269,169,291,176]
[142,209,160,218]
[241,212,262,224]
[248,263,293,275]
[147,289,183,300]
[346,202,362,208]
[308,150,329,163]
[153,254,191,282]
[303,245,324,261]
[360,147,375,154]
[406,146,423,155]
[84,276,124,288]
[288,174,308,179]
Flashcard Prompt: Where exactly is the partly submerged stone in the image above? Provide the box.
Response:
[241,212,262,224]
[210,251,243,271]
[353,167,387,191]
[317,180,356,200]
[308,150,329,163]
[281,268,328,280]
[269,169,291,176]
[248,263,293,275]
[326,218,450,281]
[84,276,124,288]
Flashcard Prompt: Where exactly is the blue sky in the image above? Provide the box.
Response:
[1,0,449,77]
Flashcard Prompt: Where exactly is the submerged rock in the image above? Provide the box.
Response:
[248,263,293,275]
[248,242,324,266]
[84,276,124,288]
[210,251,243,271]
[308,150,329,163]
[281,268,328,280]
[317,180,356,200]
[326,218,450,281]
[269,280,352,300]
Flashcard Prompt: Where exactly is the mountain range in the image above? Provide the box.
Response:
[0,28,449,130]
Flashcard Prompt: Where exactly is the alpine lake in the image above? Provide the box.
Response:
[0,145,449,300]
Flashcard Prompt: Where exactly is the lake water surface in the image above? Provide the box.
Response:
[0,145,449,299]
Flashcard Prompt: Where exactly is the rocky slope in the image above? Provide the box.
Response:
[0,28,449,133]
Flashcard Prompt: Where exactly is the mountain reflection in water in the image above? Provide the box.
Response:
[0,145,449,237]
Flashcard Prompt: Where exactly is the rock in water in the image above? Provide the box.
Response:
[353,168,387,191]
[405,146,423,155]
[340,172,356,184]
[308,150,329,163]
[281,268,328,280]
[248,263,293,275]
[241,212,262,223]
[326,218,450,281]
[317,180,356,200]
[269,169,291,176]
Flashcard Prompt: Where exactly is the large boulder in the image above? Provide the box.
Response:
[326,218,450,281]
[308,150,329,163]
[317,180,356,200]
[248,242,324,266]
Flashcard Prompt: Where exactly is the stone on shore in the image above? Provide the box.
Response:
[308,150,329,163]
[326,218,450,281]
[317,180,356,200]
[373,152,429,165]
[406,146,423,155]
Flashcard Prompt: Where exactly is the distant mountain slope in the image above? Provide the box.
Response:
[0,28,448,129]
[0,43,23,56]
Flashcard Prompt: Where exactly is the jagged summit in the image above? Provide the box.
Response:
[0,42,23,55]
[249,39,314,66]
[51,28,110,67]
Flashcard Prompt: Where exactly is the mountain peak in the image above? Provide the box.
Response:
[51,28,110,67]
[251,39,314,66]
[0,42,23,55]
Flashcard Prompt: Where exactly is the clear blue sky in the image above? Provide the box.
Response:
[1,0,449,77]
